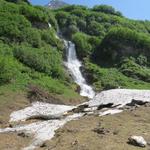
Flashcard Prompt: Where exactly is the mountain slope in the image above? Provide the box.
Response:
[46,0,68,9]
[0,0,83,103]
[54,5,150,91]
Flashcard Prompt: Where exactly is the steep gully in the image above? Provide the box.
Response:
[0,26,150,150]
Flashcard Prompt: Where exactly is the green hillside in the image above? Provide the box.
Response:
[54,5,150,91]
[0,0,81,102]
[0,0,149,102]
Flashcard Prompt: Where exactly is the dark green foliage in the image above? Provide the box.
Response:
[119,58,150,82]
[40,29,64,50]
[0,0,82,99]
[94,27,150,66]
[84,62,150,91]
[87,21,105,36]
[14,45,64,79]
[54,5,150,90]
[0,56,21,85]
[72,32,92,59]
[21,28,42,48]
[0,0,150,96]
[92,5,122,16]
[5,0,30,4]
[0,12,31,42]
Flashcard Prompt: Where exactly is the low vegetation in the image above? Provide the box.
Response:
[0,0,81,102]
[0,0,149,102]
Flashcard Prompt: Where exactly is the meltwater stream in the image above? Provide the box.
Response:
[65,41,95,99]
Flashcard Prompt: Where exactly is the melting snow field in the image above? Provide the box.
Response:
[0,102,82,150]
[10,102,75,122]
[89,89,150,108]
[0,89,150,150]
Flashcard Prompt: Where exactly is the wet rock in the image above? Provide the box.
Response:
[72,104,88,113]
[128,136,147,147]
[75,85,81,94]
[98,103,114,110]
[126,99,148,107]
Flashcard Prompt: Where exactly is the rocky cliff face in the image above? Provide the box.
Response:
[46,0,68,9]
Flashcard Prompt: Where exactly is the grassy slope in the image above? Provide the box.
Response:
[0,0,84,103]
[54,5,150,91]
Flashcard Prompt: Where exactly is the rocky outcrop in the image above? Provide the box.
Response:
[46,0,68,9]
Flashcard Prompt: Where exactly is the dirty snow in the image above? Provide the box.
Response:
[10,102,75,122]
[89,89,150,108]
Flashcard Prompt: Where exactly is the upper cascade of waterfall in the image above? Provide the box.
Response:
[65,41,95,99]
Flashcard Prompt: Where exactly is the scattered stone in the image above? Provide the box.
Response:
[72,104,88,113]
[113,130,119,135]
[144,103,150,107]
[17,131,29,138]
[128,136,147,147]
[72,140,78,146]
[93,127,110,135]
[40,142,47,148]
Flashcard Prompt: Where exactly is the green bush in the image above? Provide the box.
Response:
[21,28,42,48]
[119,58,150,82]
[0,11,31,42]
[13,45,64,79]
[84,61,150,91]
[87,21,105,36]
[40,29,64,50]
[72,32,92,59]
[92,5,122,16]
[94,27,150,66]
[0,56,21,85]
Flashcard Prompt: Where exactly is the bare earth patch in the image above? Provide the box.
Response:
[39,106,150,150]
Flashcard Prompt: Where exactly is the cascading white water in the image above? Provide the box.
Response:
[65,41,95,99]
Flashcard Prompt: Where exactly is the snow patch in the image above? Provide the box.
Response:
[89,89,150,108]
[10,102,75,122]
[0,102,81,150]
[99,109,123,116]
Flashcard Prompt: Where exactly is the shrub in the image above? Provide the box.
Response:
[13,45,64,79]
[94,27,150,66]
[92,5,122,16]
[21,28,42,48]
[72,32,92,59]
[119,58,150,82]
[0,11,31,42]
[0,56,21,85]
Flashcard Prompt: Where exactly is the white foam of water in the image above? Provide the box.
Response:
[65,41,95,99]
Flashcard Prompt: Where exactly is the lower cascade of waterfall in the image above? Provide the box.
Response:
[64,41,95,99]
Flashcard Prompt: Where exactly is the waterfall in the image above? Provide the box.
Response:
[65,41,95,99]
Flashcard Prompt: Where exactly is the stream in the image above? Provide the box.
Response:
[64,40,95,99]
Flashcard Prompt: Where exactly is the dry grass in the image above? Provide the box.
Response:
[39,106,150,150]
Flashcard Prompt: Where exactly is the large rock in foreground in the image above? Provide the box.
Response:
[128,136,147,147]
